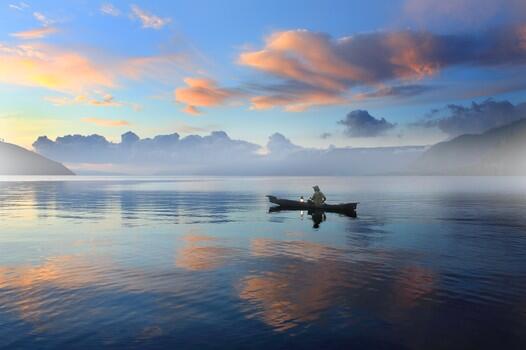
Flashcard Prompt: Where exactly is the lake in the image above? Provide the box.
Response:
[0,176,525,349]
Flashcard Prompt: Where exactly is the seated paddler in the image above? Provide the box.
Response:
[309,185,326,207]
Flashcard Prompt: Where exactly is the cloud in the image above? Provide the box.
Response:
[356,84,437,99]
[81,117,130,127]
[10,27,58,40]
[175,78,239,115]
[404,0,526,29]
[320,132,332,139]
[33,131,261,170]
[33,12,54,26]
[0,43,114,94]
[100,3,120,16]
[266,133,302,156]
[45,92,122,107]
[32,130,424,175]
[130,5,170,29]
[413,99,526,137]
[249,89,345,112]
[338,110,396,137]
[119,54,195,83]
[0,41,195,106]
[9,2,29,11]
[239,26,526,111]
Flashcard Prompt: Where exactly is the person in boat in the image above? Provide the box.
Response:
[309,185,326,207]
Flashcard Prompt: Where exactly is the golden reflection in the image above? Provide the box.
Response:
[0,255,105,289]
[240,238,351,331]
[175,235,236,271]
[0,255,110,331]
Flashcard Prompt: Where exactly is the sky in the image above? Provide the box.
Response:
[1,0,526,149]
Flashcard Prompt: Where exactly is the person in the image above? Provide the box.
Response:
[309,185,326,207]
[299,196,305,203]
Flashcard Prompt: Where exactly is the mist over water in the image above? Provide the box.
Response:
[0,176,525,349]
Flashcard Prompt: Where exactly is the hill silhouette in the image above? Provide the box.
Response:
[413,118,526,175]
[0,141,74,175]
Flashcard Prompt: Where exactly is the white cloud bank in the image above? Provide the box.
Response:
[33,131,424,175]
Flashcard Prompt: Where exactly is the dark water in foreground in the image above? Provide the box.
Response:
[0,176,525,349]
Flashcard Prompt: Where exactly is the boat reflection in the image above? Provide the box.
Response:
[268,206,356,228]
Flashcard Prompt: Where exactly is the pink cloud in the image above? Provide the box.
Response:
[10,27,57,40]
[250,91,346,112]
[175,78,239,115]
[238,26,526,111]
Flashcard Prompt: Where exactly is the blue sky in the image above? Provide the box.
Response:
[1,0,526,148]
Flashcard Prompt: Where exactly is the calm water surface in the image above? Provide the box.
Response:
[0,176,525,349]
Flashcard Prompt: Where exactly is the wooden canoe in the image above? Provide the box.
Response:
[266,195,358,213]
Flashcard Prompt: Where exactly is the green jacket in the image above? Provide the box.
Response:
[310,191,326,206]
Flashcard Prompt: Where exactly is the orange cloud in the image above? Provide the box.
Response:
[239,27,526,111]
[175,77,239,115]
[240,30,367,91]
[0,43,114,94]
[81,117,130,127]
[10,27,58,40]
[239,30,443,91]
[250,90,346,112]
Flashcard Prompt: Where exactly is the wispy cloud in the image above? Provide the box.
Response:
[33,12,54,26]
[9,2,29,11]
[45,92,143,111]
[10,27,58,40]
[175,78,240,115]
[0,40,196,105]
[45,93,122,107]
[81,117,130,127]
[130,5,170,29]
[249,89,345,112]
[100,3,120,16]
[119,54,193,82]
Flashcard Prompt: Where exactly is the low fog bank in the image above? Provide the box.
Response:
[413,118,526,175]
[33,131,425,175]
